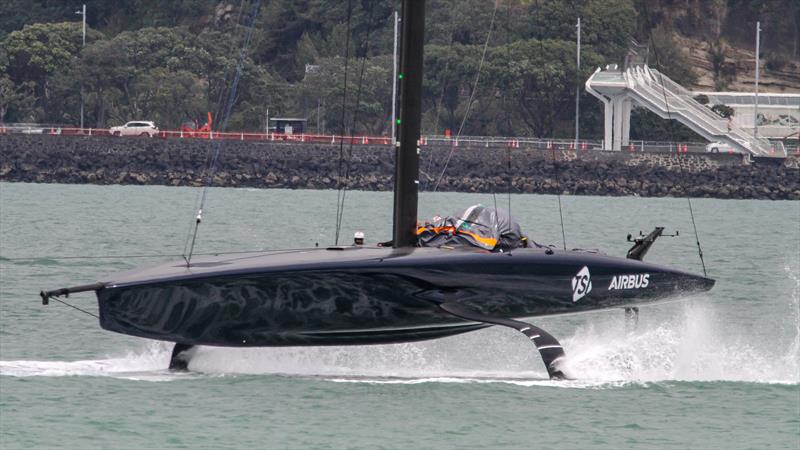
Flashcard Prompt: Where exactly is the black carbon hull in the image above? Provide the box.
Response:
[96,246,714,347]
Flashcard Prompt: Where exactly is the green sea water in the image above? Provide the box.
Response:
[1,182,798,449]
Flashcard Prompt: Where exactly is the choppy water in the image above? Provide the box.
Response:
[1,182,798,449]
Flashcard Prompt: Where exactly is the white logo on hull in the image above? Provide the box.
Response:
[608,274,650,290]
[572,266,592,302]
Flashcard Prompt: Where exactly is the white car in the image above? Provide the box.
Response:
[706,139,750,154]
[110,121,159,137]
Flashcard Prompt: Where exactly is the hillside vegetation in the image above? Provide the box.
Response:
[1,0,798,140]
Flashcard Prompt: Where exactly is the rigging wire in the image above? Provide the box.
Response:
[505,0,513,225]
[422,0,459,187]
[333,0,381,245]
[532,0,567,250]
[49,296,99,319]
[431,0,500,193]
[3,250,263,261]
[429,0,460,136]
[507,146,512,221]
[686,196,707,276]
[183,0,262,265]
[643,11,708,276]
[550,144,568,251]
[333,0,354,246]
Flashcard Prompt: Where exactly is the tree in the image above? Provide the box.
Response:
[423,44,482,134]
[300,55,393,135]
[647,25,697,86]
[0,76,36,122]
[3,22,92,122]
[487,39,603,138]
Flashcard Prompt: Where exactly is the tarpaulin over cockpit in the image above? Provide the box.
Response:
[417,205,528,251]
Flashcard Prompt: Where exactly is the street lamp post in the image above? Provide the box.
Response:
[76,4,86,129]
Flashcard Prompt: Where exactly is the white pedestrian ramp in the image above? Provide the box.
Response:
[586,64,776,156]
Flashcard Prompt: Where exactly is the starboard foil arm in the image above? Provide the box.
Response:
[439,302,567,380]
[39,282,105,305]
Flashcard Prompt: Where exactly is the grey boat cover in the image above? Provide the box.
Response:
[417,204,528,251]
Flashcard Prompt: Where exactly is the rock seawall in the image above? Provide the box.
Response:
[1,134,798,200]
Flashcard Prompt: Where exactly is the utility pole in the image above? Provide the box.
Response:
[317,98,321,134]
[76,4,86,129]
[575,17,581,148]
[391,10,399,145]
[265,107,269,134]
[754,20,761,141]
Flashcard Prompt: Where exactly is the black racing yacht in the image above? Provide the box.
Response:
[40,0,714,379]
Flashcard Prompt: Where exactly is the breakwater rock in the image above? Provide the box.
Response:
[1,134,798,200]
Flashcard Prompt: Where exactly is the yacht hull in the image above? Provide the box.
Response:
[96,246,714,346]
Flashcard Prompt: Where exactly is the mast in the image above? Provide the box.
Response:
[391,10,399,145]
[393,0,425,248]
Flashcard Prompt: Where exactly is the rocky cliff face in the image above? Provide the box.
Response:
[677,35,800,93]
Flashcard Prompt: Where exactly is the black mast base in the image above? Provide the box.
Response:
[439,302,568,380]
[168,343,195,371]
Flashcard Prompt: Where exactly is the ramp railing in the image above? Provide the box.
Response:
[624,66,774,156]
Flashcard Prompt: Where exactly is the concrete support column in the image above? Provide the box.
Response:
[604,100,613,150]
[612,96,623,151]
[621,99,632,147]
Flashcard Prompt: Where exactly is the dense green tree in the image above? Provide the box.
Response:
[299,55,393,135]
[0,76,37,122]
[3,22,100,122]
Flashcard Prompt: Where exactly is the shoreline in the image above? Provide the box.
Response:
[1,134,798,200]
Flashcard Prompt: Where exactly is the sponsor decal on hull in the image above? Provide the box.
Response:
[608,273,650,290]
[571,266,592,302]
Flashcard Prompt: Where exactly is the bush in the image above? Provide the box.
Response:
[765,52,789,71]
[711,104,734,118]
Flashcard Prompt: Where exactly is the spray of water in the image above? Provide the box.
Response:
[559,299,798,383]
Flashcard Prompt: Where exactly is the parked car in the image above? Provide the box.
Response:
[705,139,750,153]
[110,121,159,137]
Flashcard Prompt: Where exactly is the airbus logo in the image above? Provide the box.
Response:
[608,273,650,290]
[571,266,592,302]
